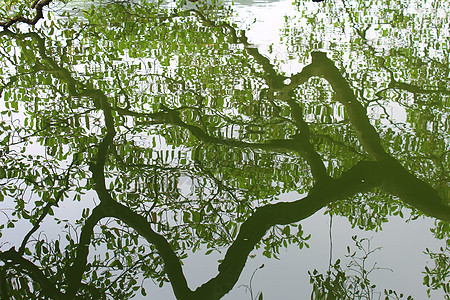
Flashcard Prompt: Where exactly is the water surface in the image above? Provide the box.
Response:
[0,0,449,299]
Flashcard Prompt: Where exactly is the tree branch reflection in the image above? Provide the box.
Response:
[0,3,448,299]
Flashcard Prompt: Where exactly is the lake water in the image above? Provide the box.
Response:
[0,0,449,299]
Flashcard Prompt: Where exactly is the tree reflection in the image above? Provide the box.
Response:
[0,0,448,299]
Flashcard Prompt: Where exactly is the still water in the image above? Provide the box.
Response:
[0,0,449,299]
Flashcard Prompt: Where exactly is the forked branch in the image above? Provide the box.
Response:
[0,0,53,29]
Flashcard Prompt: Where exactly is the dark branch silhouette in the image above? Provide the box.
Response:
[0,6,448,300]
[0,0,53,29]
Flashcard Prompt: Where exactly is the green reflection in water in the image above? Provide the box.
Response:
[0,0,448,299]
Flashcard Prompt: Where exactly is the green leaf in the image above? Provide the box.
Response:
[192,211,201,222]
[126,255,133,267]
[183,212,191,222]
[282,226,290,236]
[141,287,147,296]
[110,260,124,269]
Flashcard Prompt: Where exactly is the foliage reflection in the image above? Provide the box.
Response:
[0,0,448,299]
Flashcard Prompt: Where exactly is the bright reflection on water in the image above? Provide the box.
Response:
[0,0,449,299]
